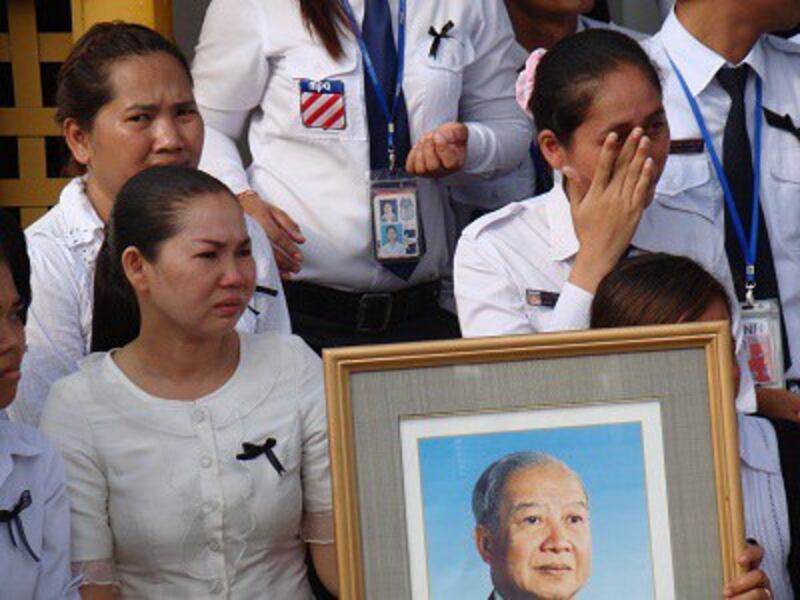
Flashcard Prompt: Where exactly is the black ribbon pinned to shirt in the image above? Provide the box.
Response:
[236,438,285,476]
[763,107,800,144]
[0,490,40,562]
[247,285,279,316]
[428,20,455,58]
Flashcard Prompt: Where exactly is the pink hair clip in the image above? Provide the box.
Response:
[515,48,547,119]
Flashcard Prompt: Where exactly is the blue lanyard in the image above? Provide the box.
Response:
[666,55,764,303]
[338,0,407,171]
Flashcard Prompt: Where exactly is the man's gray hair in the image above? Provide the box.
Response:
[472,451,580,534]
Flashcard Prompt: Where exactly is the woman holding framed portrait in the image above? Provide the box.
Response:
[592,252,799,599]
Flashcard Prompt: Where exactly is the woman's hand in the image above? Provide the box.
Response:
[237,190,305,279]
[724,542,772,599]
[406,122,469,178]
[567,127,656,294]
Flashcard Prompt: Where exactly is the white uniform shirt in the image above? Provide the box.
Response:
[193,0,532,293]
[645,11,800,379]
[0,420,77,599]
[10,178,290,427]
[739,415,794,600]
[40,332,331,599]
[454,178,757,412]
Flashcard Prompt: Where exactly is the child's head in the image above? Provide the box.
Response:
[531,30,670,196]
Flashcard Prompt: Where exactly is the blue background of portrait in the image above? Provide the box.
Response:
[417,422,655,598]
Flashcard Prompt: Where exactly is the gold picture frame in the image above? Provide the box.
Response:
[324,322,745,599]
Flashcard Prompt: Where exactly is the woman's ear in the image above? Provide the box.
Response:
[63,118,91,167]
[121,247,149,294]
[537,129,567,171]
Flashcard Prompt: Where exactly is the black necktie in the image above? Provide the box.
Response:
[717,66,790,370]
[362,0,417,280]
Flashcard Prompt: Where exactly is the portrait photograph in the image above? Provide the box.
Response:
[324,323,744,599]
[400,402,674,599]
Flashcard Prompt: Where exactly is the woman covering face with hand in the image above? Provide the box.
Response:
[11,22,289,427]
[455,29,757,412]
[40,167,336,599]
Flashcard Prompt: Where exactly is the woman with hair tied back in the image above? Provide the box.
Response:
[11,22,289,427]
[592,252,798,600]
[41,166,336,599]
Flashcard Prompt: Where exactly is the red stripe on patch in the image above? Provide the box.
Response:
[305,95,340,125]
[301,92,322,112]
[321,106,346,130]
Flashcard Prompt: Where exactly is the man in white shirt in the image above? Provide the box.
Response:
[644,0,800,421]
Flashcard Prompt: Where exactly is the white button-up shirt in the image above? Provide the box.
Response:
[645,11,800,379]
[739,415,794,600]
[0,420,77,599]
[193,0,532,293]
[454,178,757,412]
[40,332,331,599]
[10,178,290,427]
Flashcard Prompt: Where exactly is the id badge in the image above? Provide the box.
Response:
[370,170,425,263]
[741,298,785,388]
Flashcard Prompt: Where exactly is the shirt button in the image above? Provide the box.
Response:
[200,456,213,468]
[209,540,221,552]
[193,409,205,424]
[209,579,223,594]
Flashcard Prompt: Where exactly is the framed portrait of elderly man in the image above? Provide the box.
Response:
[323,322,745,599]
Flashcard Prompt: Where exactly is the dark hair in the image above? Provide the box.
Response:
[56,21,192,176]
[299,0,346,59]
[532,29,662,144]
[0,210,31,323]
[590,253,731,329]
[91,166,235,352]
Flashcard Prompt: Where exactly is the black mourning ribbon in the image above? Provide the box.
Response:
[764,108,800,144]
[236,438,285,476]
[247,285,279,316]
[428,20,455,58]
[0,490,40,562]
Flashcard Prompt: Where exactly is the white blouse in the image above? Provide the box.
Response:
[10,177,291,427]
[40,332,332,599]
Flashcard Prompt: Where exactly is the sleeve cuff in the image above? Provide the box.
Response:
[462,122,493,174]
[550,282,594,332]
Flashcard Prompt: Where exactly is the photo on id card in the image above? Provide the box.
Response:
[372,186,422,262]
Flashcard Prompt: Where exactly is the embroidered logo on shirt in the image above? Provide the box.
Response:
[299,79,347,130]
[526,289,559,308]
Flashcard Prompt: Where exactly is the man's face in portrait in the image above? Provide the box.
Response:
[476,464,592,600]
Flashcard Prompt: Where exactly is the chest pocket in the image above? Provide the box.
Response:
[767,146,800,251]
[283,46,367,142]
[654,154,719,223]
[410,35,474,131]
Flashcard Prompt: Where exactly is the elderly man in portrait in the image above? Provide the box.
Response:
[473,452,592,600]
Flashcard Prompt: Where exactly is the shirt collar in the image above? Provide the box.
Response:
[661,9,768,97]
[59,177,105,249]
[0,421,44,488]
[545,174,580,262]
[738,414,781,475]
